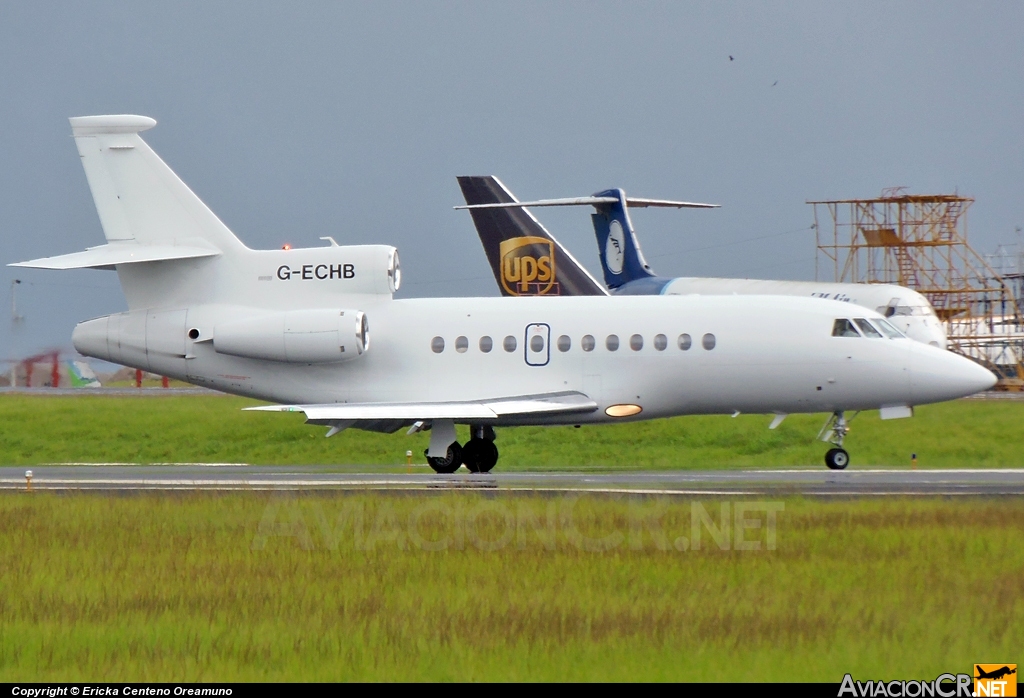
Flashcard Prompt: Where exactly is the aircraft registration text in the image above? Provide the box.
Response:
[276,264,355,280]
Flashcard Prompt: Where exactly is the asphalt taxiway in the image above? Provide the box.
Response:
[2,466,1023,495]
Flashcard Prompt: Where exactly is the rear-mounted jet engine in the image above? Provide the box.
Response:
[212,309,369,363]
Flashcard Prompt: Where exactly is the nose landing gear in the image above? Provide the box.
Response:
[824,447,850,470]
[819,411,852,470]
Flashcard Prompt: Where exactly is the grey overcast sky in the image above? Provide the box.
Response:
[2,1,1023,359]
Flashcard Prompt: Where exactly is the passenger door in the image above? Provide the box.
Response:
[524,323,550,366]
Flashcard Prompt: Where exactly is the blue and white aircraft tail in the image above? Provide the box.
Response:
[590,188,659,289]
[588,188,691,293]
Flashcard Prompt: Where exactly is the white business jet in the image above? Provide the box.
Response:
[12,116,994,472]
[456,176,948,347]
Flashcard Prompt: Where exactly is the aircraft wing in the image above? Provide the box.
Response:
[245,391,598,424]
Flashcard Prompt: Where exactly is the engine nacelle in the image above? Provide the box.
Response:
[212,309,369,363]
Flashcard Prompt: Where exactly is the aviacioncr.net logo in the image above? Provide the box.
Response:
[499,236,557,295]
[975,665,1017,697]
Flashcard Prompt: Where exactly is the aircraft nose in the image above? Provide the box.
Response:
[902,317,948,348]
[910,346,997,404]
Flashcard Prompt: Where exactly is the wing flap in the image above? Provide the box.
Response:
[484,391,596,415]
[245,391,598,422]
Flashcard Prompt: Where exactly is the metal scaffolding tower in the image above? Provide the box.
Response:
[809,190,1024,388]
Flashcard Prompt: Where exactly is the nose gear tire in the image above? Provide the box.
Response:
[825,447,850,470]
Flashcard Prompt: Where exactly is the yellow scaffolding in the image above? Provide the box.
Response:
[809,190,1024,388]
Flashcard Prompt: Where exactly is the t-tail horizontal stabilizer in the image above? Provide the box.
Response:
[456,196,718,210]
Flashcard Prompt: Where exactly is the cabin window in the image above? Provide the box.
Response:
[702,333,716,350]
[455,336,469,352]
[832,319,861,337]
[530,334,544,352]
[678,333,692,351]
[581,334,596,352]
[557,335,571,352]
[431,336,445,353]
[503,335,517,352]
[630,334,643,351]
[853,319,883,338]
[654,334,668,351]
[606,334,620,351]
[479,336,493,352]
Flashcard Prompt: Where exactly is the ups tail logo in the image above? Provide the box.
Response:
[499,236,559,295]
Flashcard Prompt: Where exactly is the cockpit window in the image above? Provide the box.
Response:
[832,319,861,337]
[854,318,883,338]
[872,318,906,339]
[881,304,933,318]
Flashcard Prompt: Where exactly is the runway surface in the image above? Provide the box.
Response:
[2,465,1023,495]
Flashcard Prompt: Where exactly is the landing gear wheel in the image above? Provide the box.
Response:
[462,438,499,473]
[426,441,463,474]
[825,447,850,470]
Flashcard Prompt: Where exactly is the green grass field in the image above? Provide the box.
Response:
[2,395,1021,681]
[1,393,1022,467]
[0,493,1020,681]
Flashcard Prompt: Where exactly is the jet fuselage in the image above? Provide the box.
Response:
[74,293,993,425]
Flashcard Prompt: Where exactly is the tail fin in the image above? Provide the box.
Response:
[15,116,401,314]
[457,179,717,293]
[12,116,249,310]
[457,176,608,296]
[69,115,246,252]
[590,188,657,289]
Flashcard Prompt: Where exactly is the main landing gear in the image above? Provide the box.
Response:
[425,425,499,474]
[819,411,851,470]
[426,442,463,474]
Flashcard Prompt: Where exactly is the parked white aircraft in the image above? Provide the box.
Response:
[12,116,994,472]
[457,177,947,347]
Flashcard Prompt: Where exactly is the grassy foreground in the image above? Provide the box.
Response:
[0,493,1020,681]
[1,393,1023,467]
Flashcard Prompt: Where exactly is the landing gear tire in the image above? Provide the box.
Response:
[426,441,463,474]
[819,411,853,471]
[462,438,499,473]
[825,447,850,470]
